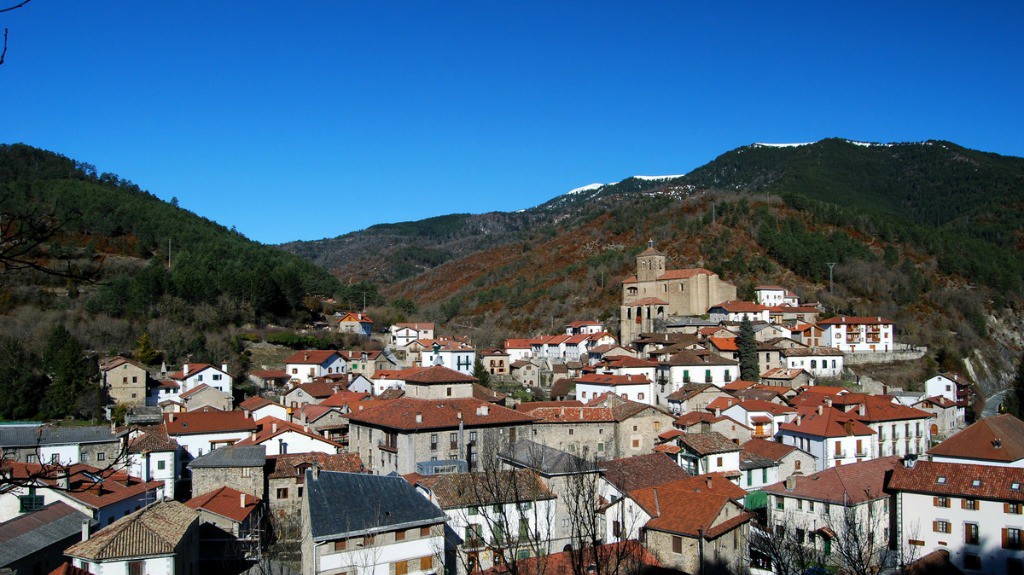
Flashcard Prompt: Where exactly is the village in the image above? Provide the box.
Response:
[0,242,1018,575]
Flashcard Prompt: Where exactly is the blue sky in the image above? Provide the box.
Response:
[2,2,1022,244]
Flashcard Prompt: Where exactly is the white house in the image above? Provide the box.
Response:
[239,395,290,421]
[167,362,233,398]
[816,316,895,353]
[575,373,654,406]
[777,406,876,471]
[302,470,448,575]
[65,500,199,575]
[719,399,797,440]
[657,349,739,391]
[565,320,606,335]
[780,347,845,379]
[927,414,1024,468]
[233,416,343,456]
[164,409,257,460]
[888,460,1024,575]
[762,456,902,569]
[126,425,181,500]
[924,373,971,424]
[755,286,799,307]
[418,341,476,376]
[411,470,557,574]
[391,323,436,347]
[707,300,772,323]
[284,350,347,385]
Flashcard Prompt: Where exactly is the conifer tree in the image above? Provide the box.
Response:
[737,316,759,381]
[133,332,159,365]
[1003,353,1024,418]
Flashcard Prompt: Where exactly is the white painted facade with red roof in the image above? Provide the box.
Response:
[284,350,347,385]
[234,416,342,456]
[390,322,436,347]
[564,320,606,335]
[162,362,233,403]
[720,399,796,440]
[416,340,475,375]
[817,315,895,353]
[707,300,771,323]
[576,374,655,406]
[777,406,876,471]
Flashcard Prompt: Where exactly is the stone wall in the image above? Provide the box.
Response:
[191,465,264,499]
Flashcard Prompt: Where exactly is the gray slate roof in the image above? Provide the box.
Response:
[498,439,600,476]
[188,445,266,468]
[0,424,123,448]
[0,502,92,567]
[305,471,446,541]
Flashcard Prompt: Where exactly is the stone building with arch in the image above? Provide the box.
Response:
[620,242,736,346]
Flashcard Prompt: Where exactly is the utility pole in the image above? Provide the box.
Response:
[827,262,836,294]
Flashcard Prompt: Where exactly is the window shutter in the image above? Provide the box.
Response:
[961,499,967,509]
[934,496,939,506]
[933,521,939,532]
[1004,528,1009,549]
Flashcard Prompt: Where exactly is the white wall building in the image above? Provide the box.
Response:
[817,316,895,353]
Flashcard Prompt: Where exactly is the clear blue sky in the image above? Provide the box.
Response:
[3,2,1022,244]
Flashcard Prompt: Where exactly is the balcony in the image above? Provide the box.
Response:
[378,441,398,453]
[833,450,848,459]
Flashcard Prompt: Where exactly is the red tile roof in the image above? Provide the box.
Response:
[763,456,901,504]
[128,425,179,453]
[741,438,797,462]
[403,365,478,385]
[631,473,749,538]
[266,452,364,480]
[164,410,256,436]
[345,397,536,431]
[2,462,163,510]
[239,396,274,410]
[167,363,218,380]
[48,563,94,575]
[887,460,1024,501]
[598,355,659,368]
[249,369,289,380]
[927,414,1024,463]
[185,486,261,523]
[373,366,430,380]
[708,337,739,351]
[179,383,212,399]
[484,540,659,575]
[712,300,769,313]
[817,315,894,325]
[516,400,584,412]
[283,350,340,365]
[576,373,651,386]
[234,416,342,449]
[320,389,372,407]
[529,406,616,423]
[779,407,874,438]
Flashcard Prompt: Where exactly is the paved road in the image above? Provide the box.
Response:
[983,390,1007,418]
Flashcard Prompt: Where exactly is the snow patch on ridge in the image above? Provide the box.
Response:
[567,183,605,195]
[632,174,685,181]
[753,142,814,148]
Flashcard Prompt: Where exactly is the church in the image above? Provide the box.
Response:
[620,242,737,345]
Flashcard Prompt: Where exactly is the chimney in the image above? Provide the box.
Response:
[183,362,189,375]
[81,519,90,542]
[844,420,854,435]
[993,438,1003,449]
[824,397,832,407]
[652,487,661,517]
[858,404,866,417]
[243,409,251,419]
[416,412,423,423]
[240,493,247,508]
[715,408,721,417]
[304,353,309,361]
[457,411,463,420]
[706,476,713,489]
[795,415,802,426]
[312,462,320,480]
[817,405,823,415]
[221,362,228,373]
[59,473,70,490]
[272,422,278,434]
[169,413,175,423]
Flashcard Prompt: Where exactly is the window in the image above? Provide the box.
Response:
[963,554,981,571]
[797,499,803,511]
[450,432,458,450]
[672,535,682,554]
[933,520,951,533]
[716,456,723,467]
[96,453,105,461]
[26,454,35,463]
[638,393,645,400]
[277,488,288,499]
[1006,528,1023,550]
[81,453,89,462]
[430,434,438,451]
[18,493,44,512]
[971,479,982,488]
[420,557,433,570]
[1006,502,1022,514]
[334,539,347,551]
[962,498,979,510]
[631,438,640,449]
[298,487,303,498]
[775,496,784,510]
[794,460,801,471]
[469,505,479,516]
[965,523,979,545]
[157,460,166,470]
[395,560,408,575]
[469,431,477,443]
[934,496,950,508]
[242,467,251,477]
[128,561,144,575]
[50,454,59,464]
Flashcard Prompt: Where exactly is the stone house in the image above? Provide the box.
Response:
[266,452,364,520]
[0,425,125,467]
[738,438,815,491]
[510,360,542,388]
[100,356,151,407]
[283,380,345,409]
[912,395,961,440]
[184,486,262,562]
[346,397,537,475]
[632,473,752,575]
[187,445,266,501]
[665,383,731,415]
[760,367,814,389]
[179,383,233,412]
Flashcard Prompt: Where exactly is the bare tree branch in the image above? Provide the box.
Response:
[0,0,33,14]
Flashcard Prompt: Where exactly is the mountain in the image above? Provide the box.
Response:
[0,143,344,367]
[282,138,1024,394]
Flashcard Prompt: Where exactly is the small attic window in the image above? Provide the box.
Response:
[936,476,947,485]
[971,479,982,488]
[1012,482,1021,491]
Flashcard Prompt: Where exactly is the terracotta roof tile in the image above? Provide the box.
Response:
[817,316,894,325]
[283,350,340,365]
[346,397,536,431]
[164,410,256,436]
[266,452,364,480]
[64,501,196,560]
[403,365,478,385]
[185,486,260,523]
[763,456,901,504]
[576,374,651,386]
[632,473,749,538]
[927,414,1024,463]
[887,460,1024,501]
[416,470,555,509]
[601,453,691,492]
[128,425,179,453]
[741,438,797,462]
[676,432,740,456]
[1,462,163,511]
